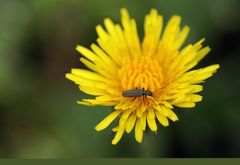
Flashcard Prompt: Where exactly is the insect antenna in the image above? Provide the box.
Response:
[153,82,171,94]
[148,96,158,106]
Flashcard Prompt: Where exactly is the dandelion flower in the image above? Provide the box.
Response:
[66,8,220,145]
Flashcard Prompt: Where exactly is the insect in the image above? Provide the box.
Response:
[122,88,153,99]
[122,84,168,101]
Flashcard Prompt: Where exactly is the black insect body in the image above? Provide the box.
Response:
[122,88,153,99]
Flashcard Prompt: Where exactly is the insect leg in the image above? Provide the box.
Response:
[131,97,137,102]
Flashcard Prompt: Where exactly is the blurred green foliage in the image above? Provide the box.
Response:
[0,0,240,158]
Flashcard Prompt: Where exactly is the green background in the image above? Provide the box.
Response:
[0,0,239,158]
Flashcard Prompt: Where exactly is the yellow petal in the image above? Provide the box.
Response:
[95,111,121,131]
[76,45,100,64]
[189,94,202,102]
[137,102,147,117]
[166,108,179,122]
[155,111,169,127]
[79,57,97,70]
[154,104,170,116]
[105,19,133,65]
[90,43,118,71]
[160,101,173,108]
[78,100,116,106]
[158,106,179,122]
[135,119,143,143]
[96,38,122,67]
[125,113,137,133]
[104,18,118,41]
[77,99,116,106]
[112,126,125,145]
[177,38,207,70]
[161,15,181,48]
[96,25,109,41]
[121,8,141,59]
[112,126,119,132]
[173,25,190,50]
[147,110,157,131]
[180,50,197,66]
[65,73,81,84]
[140,112,147,131]
[148,109,155,118]
[119,110,132,128]
[174,102,196,108]
[79,86,106,96]
[195,46,211,62]
[200,64,220,73]
[190,64,220,83]
[171,95,187,104]
[112,111,131,145]
[104,18,123,64]
[71,69,106,82]
[65,73,108,88]
[95,95,120,101]
[76,101,93,106]
[115,100,129,110]
[190,85,203,93]
[180,38,205,65]
[79,57,111,78]
[142,9,163,57]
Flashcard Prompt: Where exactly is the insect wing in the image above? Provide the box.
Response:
[122,89,143,97]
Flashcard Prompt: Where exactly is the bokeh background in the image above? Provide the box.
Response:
[0,0,240,158]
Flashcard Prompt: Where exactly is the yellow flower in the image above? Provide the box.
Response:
[66,8,219,145]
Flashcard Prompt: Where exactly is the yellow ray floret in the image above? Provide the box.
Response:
[66,8,220,145]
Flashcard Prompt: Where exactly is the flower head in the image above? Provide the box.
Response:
[66,8,219,145]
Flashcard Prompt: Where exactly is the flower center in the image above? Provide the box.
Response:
[119,57,164,92]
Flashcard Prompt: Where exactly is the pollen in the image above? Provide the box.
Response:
[119,57,163,91]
